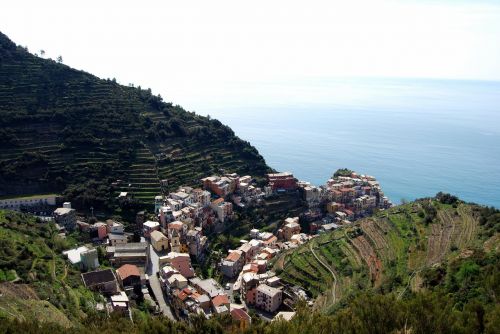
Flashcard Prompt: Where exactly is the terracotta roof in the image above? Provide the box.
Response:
[226,251,241,262]
[170,257,195,278]
[212,294,230,307]
[116,264,140,280]
[263,235,277,245]
[212,198,224,205]
[178,290,189,301]
[231,308,251,322]
[177,287,193,301]
[168,222,183,230]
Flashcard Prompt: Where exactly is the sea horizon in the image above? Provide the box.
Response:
[191,76,500,208]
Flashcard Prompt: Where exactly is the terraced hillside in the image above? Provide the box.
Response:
[0,32,270,211]
[275,196,500,312]
[0,210,99,325]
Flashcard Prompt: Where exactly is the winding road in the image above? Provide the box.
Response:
[309,243,338,305]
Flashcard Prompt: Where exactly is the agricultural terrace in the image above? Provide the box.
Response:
[275,199,484,312]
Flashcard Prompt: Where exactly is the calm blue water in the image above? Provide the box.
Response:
[197,77,500,207]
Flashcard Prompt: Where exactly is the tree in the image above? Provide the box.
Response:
[40,49,45,57]
[57,55,63,63]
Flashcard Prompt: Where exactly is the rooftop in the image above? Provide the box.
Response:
[143,220,160,228]
[82,269,116,287]
[108,233,127,241]
[151,230,167,242]
[114,242,147,252]
[54,207,74,215]
[257,284,281,297]
[116,264,140,280]
[274,311,296,321]
[212,294,230,307]
[231,308,251,322]
[190,277,224,298]
[226,251,242,262]
[62,246,89,264]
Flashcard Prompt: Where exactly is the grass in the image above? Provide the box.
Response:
[276,200,493,311]
[0,210,100,323]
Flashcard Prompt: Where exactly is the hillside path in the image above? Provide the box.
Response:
[309,243,338,305]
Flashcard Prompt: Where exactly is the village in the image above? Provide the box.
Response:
[0,169,392,325]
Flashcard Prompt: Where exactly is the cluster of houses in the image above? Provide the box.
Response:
[145,173,271,263]
[143,173,273,322]
[63,216,152,318]
[160,264,252,325]
[80,263,152,319]
[294,172,392,234]
[219,216,311,315]
[54,169,392,323]
[301,171,391,212]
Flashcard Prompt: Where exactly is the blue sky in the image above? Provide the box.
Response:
[1,0,499,109]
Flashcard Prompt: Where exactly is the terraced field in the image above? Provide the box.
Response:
[276,200,491,312]
[0,32,270,210]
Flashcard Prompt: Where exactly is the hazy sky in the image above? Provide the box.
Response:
[1,0,500,110]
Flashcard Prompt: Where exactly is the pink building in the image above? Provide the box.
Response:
[95,222,108,240]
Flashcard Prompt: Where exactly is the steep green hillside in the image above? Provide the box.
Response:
[0,32,270,211]
[0,201,498,333]
[275,194,500,312]
[0,210,99,325]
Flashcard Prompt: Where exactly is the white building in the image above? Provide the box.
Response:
[0,194,58,211]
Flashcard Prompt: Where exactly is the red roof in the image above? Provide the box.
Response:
[116,264,140,280]
[171,257,195,278]
[263,235,277,245]
[212,294,230,307]
[168,222,183,230]
[178,287,192,301]
[226,251,241,262]
[212,198,224,205]
[231,308,251,322]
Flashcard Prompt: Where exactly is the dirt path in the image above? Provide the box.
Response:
[309,243,337,305]
[397,268,422,300]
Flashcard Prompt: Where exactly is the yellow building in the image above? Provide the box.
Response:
[170,229,181,253]
[326,202,340,214]
[151,230,169,252]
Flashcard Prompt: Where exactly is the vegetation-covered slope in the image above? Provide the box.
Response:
[0,31,270,212]
[0,200,498,333]
[0,210,99,325]
[275,194,500,313]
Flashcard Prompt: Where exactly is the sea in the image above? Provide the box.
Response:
[193,77,500,208]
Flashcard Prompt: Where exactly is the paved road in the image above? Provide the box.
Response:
[309,243,337,305]
[146,244,176,320]
[148,244,162,276]
[149,271,176,320]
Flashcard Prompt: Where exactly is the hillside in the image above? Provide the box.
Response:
[0,32,270,212]
[275,195,500,313]
[0,210,99,326]
[0,200,498,333]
